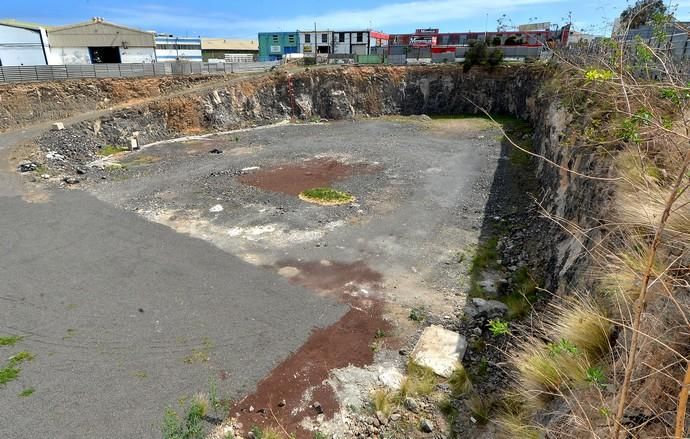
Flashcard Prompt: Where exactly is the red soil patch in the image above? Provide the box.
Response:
[229,260,392,438]
[237,158,378,196]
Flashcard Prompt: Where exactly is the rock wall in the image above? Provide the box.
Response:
[38,65,612,294]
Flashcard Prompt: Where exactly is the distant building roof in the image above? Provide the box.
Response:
[201,38,258,51]
[0,19,52,31]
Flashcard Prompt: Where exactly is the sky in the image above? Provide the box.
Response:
[3,0,690,39]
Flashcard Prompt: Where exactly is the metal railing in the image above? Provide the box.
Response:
[0,61,281,84]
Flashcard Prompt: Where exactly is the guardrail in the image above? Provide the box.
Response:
[0,61,281,84]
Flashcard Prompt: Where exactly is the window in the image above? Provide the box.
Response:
[356,32,363,43]
[339,32,345,43]
[288,35,295,43]
[272,35,279,43]
[305,34,311,43]
[321,33,328,43]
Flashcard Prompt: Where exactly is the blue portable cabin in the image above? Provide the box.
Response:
[258,31,299,61]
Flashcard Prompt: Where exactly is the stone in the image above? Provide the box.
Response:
[247,432,256,439]
[471,297,508,316]
[209,204,224,213]
[404,397,419,413]
[18,161,37,172]
[76,167,86,175]
[376,410,388,426]
[420,418,434,433]
[378,366,404,390]
[278,399,286,407]
[312,401,323,414]
[52,122,65,131]
[63,176,80,185]
[390,413,401,422]
[410,325,466,378]
[248,405,254,413]
[209,148,223,154]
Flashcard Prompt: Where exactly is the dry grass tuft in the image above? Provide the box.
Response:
[449,365,473,396]
[406,360,438,396]
[549,299,613,359]
[513,336,589,395]
[371,388,396,416]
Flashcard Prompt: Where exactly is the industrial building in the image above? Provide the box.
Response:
[331,30,388,55]
[299,30,333,55]
[155,35,202,62]
[0,20,49,66]
[258,32,299,60]
[201,38,258,62]
[45,18,156,64]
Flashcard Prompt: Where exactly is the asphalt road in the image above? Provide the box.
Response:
[0,130,346,438]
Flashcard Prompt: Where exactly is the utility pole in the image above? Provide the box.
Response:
[484,13,488,42]
[314,22,317,57]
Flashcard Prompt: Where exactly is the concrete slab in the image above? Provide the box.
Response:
[410,325,466,378]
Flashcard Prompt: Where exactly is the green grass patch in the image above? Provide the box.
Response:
[299,187,354,205]
[8,351,34,366]
[0,335,23,347]
[0,365,20,386]
[468,237,500,297]
[19,387,34,397]
[98,145,128,157]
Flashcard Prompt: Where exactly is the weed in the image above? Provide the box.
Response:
[0,335,23,346]
[132,370,148,378]
[407,360,438,396]
[19,387,34,397]
[449,365,473,396]
[496,397,540,439]
[184,338,213,364]
[313,432,327,439]
[0,366,19,386]
[409,307,426,322]
[584,69,613,81]
[466,394,492,425]
[371,388,395,416]
[8,351,34,366]
[370,340,382,353]
[99,145,128,157]
[547,339,579,356]
[586,367,606,387]
[299,187,354,205]
[488,319,510,336]
[438,396,459,429]
[468,237,500,297]
[374,329,386,339]
[162,394,209,439]
[514,338,589,393]
[469,357,489,380]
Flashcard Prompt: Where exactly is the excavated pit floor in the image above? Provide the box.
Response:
[3,116,504,438]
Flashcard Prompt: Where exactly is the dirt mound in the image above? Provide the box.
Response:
[237,158,378,196]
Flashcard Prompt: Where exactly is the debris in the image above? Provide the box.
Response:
[241,166,260,173]
[420,418,434,433]
[404,397,419,413]
[209,148,223,154]
[312,401,323,414]
[52,122,65,131]
[18,161,37,172]
[410,325,466,378]
[76,167,86,175]
[41,174,50,179]
[63,177,80,185]
[209,204,224,213]
[278,399,286,407]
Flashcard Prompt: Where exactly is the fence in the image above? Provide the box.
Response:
[0,61,281,84]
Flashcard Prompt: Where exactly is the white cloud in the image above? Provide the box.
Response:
[105,0,563,38]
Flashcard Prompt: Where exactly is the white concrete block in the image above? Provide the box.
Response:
[52,122,64,131]
[410,325,466,378]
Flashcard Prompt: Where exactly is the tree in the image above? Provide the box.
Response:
[488,48,504,66]
[463,40,489,71]
[619,0,667,30]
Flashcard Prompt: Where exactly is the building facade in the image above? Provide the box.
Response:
[45,18,156,64]
[258,32,299,61]
[155,35,202,62]
[201,38,258,62]
[299,30,333,55]
[0,20,49,65]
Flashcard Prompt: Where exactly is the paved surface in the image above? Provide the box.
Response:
[0,128,346,438]
[89,118,503,313]
[0,116,503,439]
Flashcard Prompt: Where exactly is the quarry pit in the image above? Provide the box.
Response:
[0,65,625,439]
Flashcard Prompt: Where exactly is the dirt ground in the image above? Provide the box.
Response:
[65,116,505,437]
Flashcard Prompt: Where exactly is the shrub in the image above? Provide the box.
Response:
[406,360,438,396]
[549,300,612,359]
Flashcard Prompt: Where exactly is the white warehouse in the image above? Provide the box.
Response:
[0,20,49,66]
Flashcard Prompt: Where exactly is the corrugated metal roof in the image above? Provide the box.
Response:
[0,19,52,31]
[48,20,155,48]
[201,38,258,51]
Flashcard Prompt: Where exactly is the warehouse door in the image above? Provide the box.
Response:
[89,47,121,64]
